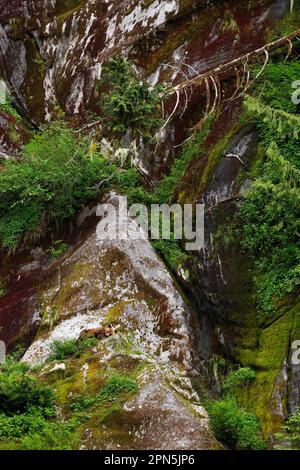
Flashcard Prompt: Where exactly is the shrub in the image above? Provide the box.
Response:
[207,398,266,450]
[48,339,78,361]
[0,122,116,249]
[96,374,138,402]
[48,337,98,361]
[19,419,80,450]
[0,357,81,449]
[0,361,55,417]
[100,57,165,141]
[0,411,80,449]
[223,367,256,396]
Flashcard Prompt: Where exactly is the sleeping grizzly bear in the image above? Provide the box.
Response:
[79,324,115,340]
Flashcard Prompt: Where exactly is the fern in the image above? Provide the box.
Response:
[245,96,300,139]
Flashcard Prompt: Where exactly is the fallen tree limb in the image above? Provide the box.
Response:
[173,29,300,93]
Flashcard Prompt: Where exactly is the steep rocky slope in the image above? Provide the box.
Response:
[0,0,299,450]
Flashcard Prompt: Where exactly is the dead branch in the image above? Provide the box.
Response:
[173,29,300,93]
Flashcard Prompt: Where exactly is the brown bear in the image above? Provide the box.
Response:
[79,324,115,340]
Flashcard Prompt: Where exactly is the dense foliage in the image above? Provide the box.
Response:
[0,352,138,450]
[0,359,77,450]
[0,361,55,417]
[223,367,256,395]
[0,123,116,249]
[207,397,266,450]
[240,62,300,318]
[100,57,165,141]
[207,367,265,450]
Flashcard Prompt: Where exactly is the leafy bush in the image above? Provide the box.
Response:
[19,419,80,450]
[0,122,116,249]
[0,358,80,449]
[0,411,79,450]
[100,57,165,140]
[0,361,55,416]
[223,367,256,395]
[48,337,98,361]
[207,398,266,450]
[96,374,138,402]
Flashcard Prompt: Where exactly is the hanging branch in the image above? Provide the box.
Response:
[156,29,300,139]
[173,29,300,94]
[285,39,293,61]
[209,75,219,115]
[159,63,191,120]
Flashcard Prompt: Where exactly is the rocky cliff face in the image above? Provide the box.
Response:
[0,0,299,449]
[0,0,291,160]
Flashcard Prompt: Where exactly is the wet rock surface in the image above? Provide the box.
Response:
[18,194,220,450]
[0,1,290,133]
[84,368,222,450]
[22,195,199,369]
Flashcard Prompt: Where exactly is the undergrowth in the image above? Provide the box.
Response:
[239,61,300,319]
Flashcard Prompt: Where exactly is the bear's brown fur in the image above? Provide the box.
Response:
[79,324,115,340]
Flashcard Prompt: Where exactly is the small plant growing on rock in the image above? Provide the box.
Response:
[223,367,256,396]
[48,337,98,361]
[275,409,300,450]
[206,398,266,450]
[99,56,166,141]
[96,374,138,403]
[71,374,138,412]
[47,241,69,260]
[0,96,22,122]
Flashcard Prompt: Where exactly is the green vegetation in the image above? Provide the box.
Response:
[0,360,55,417]
[100,57,166,141]
[240,62,300,318]
[275,409,300,450]
[48,337,98,361]
[71,374,138,412]
[0,58,212,275]
[47,241,69,260]
[207,366,265,449]
[0,122,117,249]
[207,397,266,450]
[0,347,139,450]
[223,367,256,396]
[0,359,78,450]
[135,118,213,270]
[0,96,22,121]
